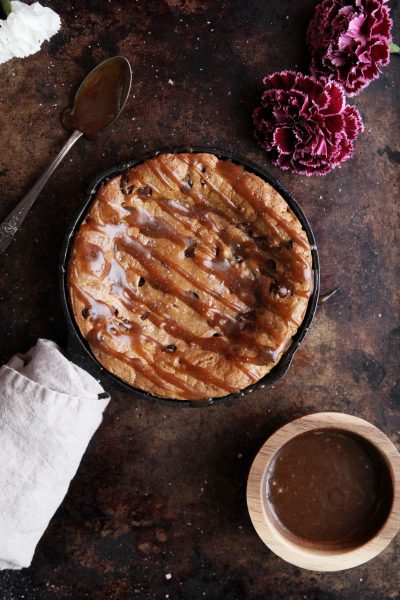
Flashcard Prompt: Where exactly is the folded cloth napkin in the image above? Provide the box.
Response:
[0,339,110,570]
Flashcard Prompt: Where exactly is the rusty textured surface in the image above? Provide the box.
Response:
[0,0,399,598]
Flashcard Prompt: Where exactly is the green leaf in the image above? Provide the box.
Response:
[0,0,11,16]
[390,41,400,55]
[0,0,12,16]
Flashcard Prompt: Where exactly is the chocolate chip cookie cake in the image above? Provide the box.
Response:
[67,152,313,400]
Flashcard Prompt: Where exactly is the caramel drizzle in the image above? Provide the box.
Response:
[121,188,291,339]
[102,256,260,377]
[152,198,304,332]
[69,153,312,398]
[180,154,311,270]
[148,157,307,326]
[157,195,310,291]
[116,235,245,312]
[151,156,311,279]
[128,161,310,291]
[125,237,289,357]
[115,289,258,375]
[100,235,273,368]
[72,280,228,395]
[196,156,309,251]
[72,277,240,395]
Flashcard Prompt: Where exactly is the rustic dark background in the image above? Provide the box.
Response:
[0,0,399,598]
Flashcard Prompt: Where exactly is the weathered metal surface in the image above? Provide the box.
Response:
[0,1,399,598]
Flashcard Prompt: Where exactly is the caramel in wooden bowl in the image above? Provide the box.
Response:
[247,412,400,571]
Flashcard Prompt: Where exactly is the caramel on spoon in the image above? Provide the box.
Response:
[0,56,132,254]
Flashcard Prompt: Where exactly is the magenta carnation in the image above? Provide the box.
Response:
[253,71,363,176]
[307,0,392,96]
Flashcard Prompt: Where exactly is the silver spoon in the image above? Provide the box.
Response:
[0,56,132,255]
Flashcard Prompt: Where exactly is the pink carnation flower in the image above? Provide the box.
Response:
[307,0,392,96]
[253,71,364,176]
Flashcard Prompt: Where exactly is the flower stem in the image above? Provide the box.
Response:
[390,41,400,55]
[0,0,12,16]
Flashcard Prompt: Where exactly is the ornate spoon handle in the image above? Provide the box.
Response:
[0,129,83,255]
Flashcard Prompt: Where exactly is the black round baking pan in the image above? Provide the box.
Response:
[59,145,320,407]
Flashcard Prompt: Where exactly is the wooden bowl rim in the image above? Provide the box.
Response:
[246,412,400,571]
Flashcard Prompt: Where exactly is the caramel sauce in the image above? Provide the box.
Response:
[152,157,311,294]
[214,160,310,251]
[266,430,393,548]
[63,58,130,138]
[68,154,313,399]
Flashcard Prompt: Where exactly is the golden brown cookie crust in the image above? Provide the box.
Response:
[68,152,313,400]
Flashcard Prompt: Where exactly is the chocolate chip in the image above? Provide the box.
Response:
[215,246,220,258]
[200,179,206,186]
[191,291,200,299]
[163,344,177,353]
[119,318,132,331]
[213,332,222,337]
[138,186,152,198]
[114,308,119,316]
[199,164,206,173]
[254,236,270,250]
[276,240,294,251]
[138,277,145,287]
[184,243,197,258]
[82,308,90,319]
[237,310,256,331]
[140,311,150,320]
[240,310,256,321]
[240,222,250,228]
[264,259,277,273]
[232,243,245,263]
[270,281,291,298]
[237,222,253,236]
[120,175,134,195]
[182,175,193,189]
[110,327,117,333]
[254,287,264,306]
[261,259,277,276]
[237,319,247,332]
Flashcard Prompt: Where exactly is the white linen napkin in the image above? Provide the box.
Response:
[0,338,110,570]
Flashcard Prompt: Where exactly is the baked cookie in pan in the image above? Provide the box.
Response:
[68,152,313,400]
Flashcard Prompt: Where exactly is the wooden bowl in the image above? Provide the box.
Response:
[247,412,400,571]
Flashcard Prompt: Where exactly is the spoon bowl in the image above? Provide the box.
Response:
[63,56,132,138]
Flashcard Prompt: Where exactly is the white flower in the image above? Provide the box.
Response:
[0,1,61,64]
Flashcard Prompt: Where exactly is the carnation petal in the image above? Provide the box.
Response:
[307,0,392,96]
[273,127,296,154]
[324,114,345,135]
[253,70,363,176]
[318,81,345,115]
